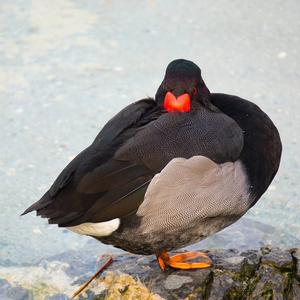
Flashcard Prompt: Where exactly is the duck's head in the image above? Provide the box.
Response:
[155,59,211,112]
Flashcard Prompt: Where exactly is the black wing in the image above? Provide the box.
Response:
[22,99,160,226]
[22,98,244,227]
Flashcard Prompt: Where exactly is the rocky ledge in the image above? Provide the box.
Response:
[0,245,299,300]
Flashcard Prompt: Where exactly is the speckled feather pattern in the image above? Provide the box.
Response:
[97,157,252,254]
[115,107,244,169]
[22,59,282,257]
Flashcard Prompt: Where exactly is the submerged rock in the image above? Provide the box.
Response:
[0,245,299,299]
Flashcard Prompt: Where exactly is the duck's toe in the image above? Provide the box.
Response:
[156,251,211,270]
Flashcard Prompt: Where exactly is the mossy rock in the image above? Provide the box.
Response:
[0,246,299,299]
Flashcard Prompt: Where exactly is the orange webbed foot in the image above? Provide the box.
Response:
[156,251,211,270]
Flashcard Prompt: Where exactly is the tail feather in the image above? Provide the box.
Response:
[21,191,52,216]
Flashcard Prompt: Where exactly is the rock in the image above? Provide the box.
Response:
[0,279,13,300]
[0,279,12,293]
[292,279,300,299]
[261,245,294,269]
[163,275,193,289]
[5,286,29,300]
[0,246,299,299]
[250,264,288,299]
[44,293,70,300]
[0,279,30,300]
[292,249,300,281]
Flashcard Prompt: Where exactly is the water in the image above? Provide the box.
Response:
[0,0,299,265]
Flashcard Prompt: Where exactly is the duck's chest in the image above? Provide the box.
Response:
[115,110,244,170]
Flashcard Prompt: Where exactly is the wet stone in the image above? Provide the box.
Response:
[46,250,99,278]
[208,275,237,299]
[0,259,15,268]
[292,280,300,299]
[6,286,29,300]
[45,294,69,300]
[292,249,300,281]
[0,279,18,300]
[212,249,260,282]
[250,264,289,299]
[0,279,12,294]
[0,246,299,299]
[164,275,193,289]
[223,256,246,265]
[261,245,294,270]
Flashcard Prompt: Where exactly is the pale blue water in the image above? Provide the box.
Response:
[0,0,299,265]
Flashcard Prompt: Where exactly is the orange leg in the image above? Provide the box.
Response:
[69,257,113,300]
[156,251,211,270]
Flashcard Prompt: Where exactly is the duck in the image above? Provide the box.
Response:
[22,59,282,271]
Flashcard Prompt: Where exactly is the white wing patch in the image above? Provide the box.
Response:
[66,218,120,237]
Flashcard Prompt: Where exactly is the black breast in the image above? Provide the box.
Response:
[115,108,244,170]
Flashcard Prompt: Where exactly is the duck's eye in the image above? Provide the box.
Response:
[193,87,197,95]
